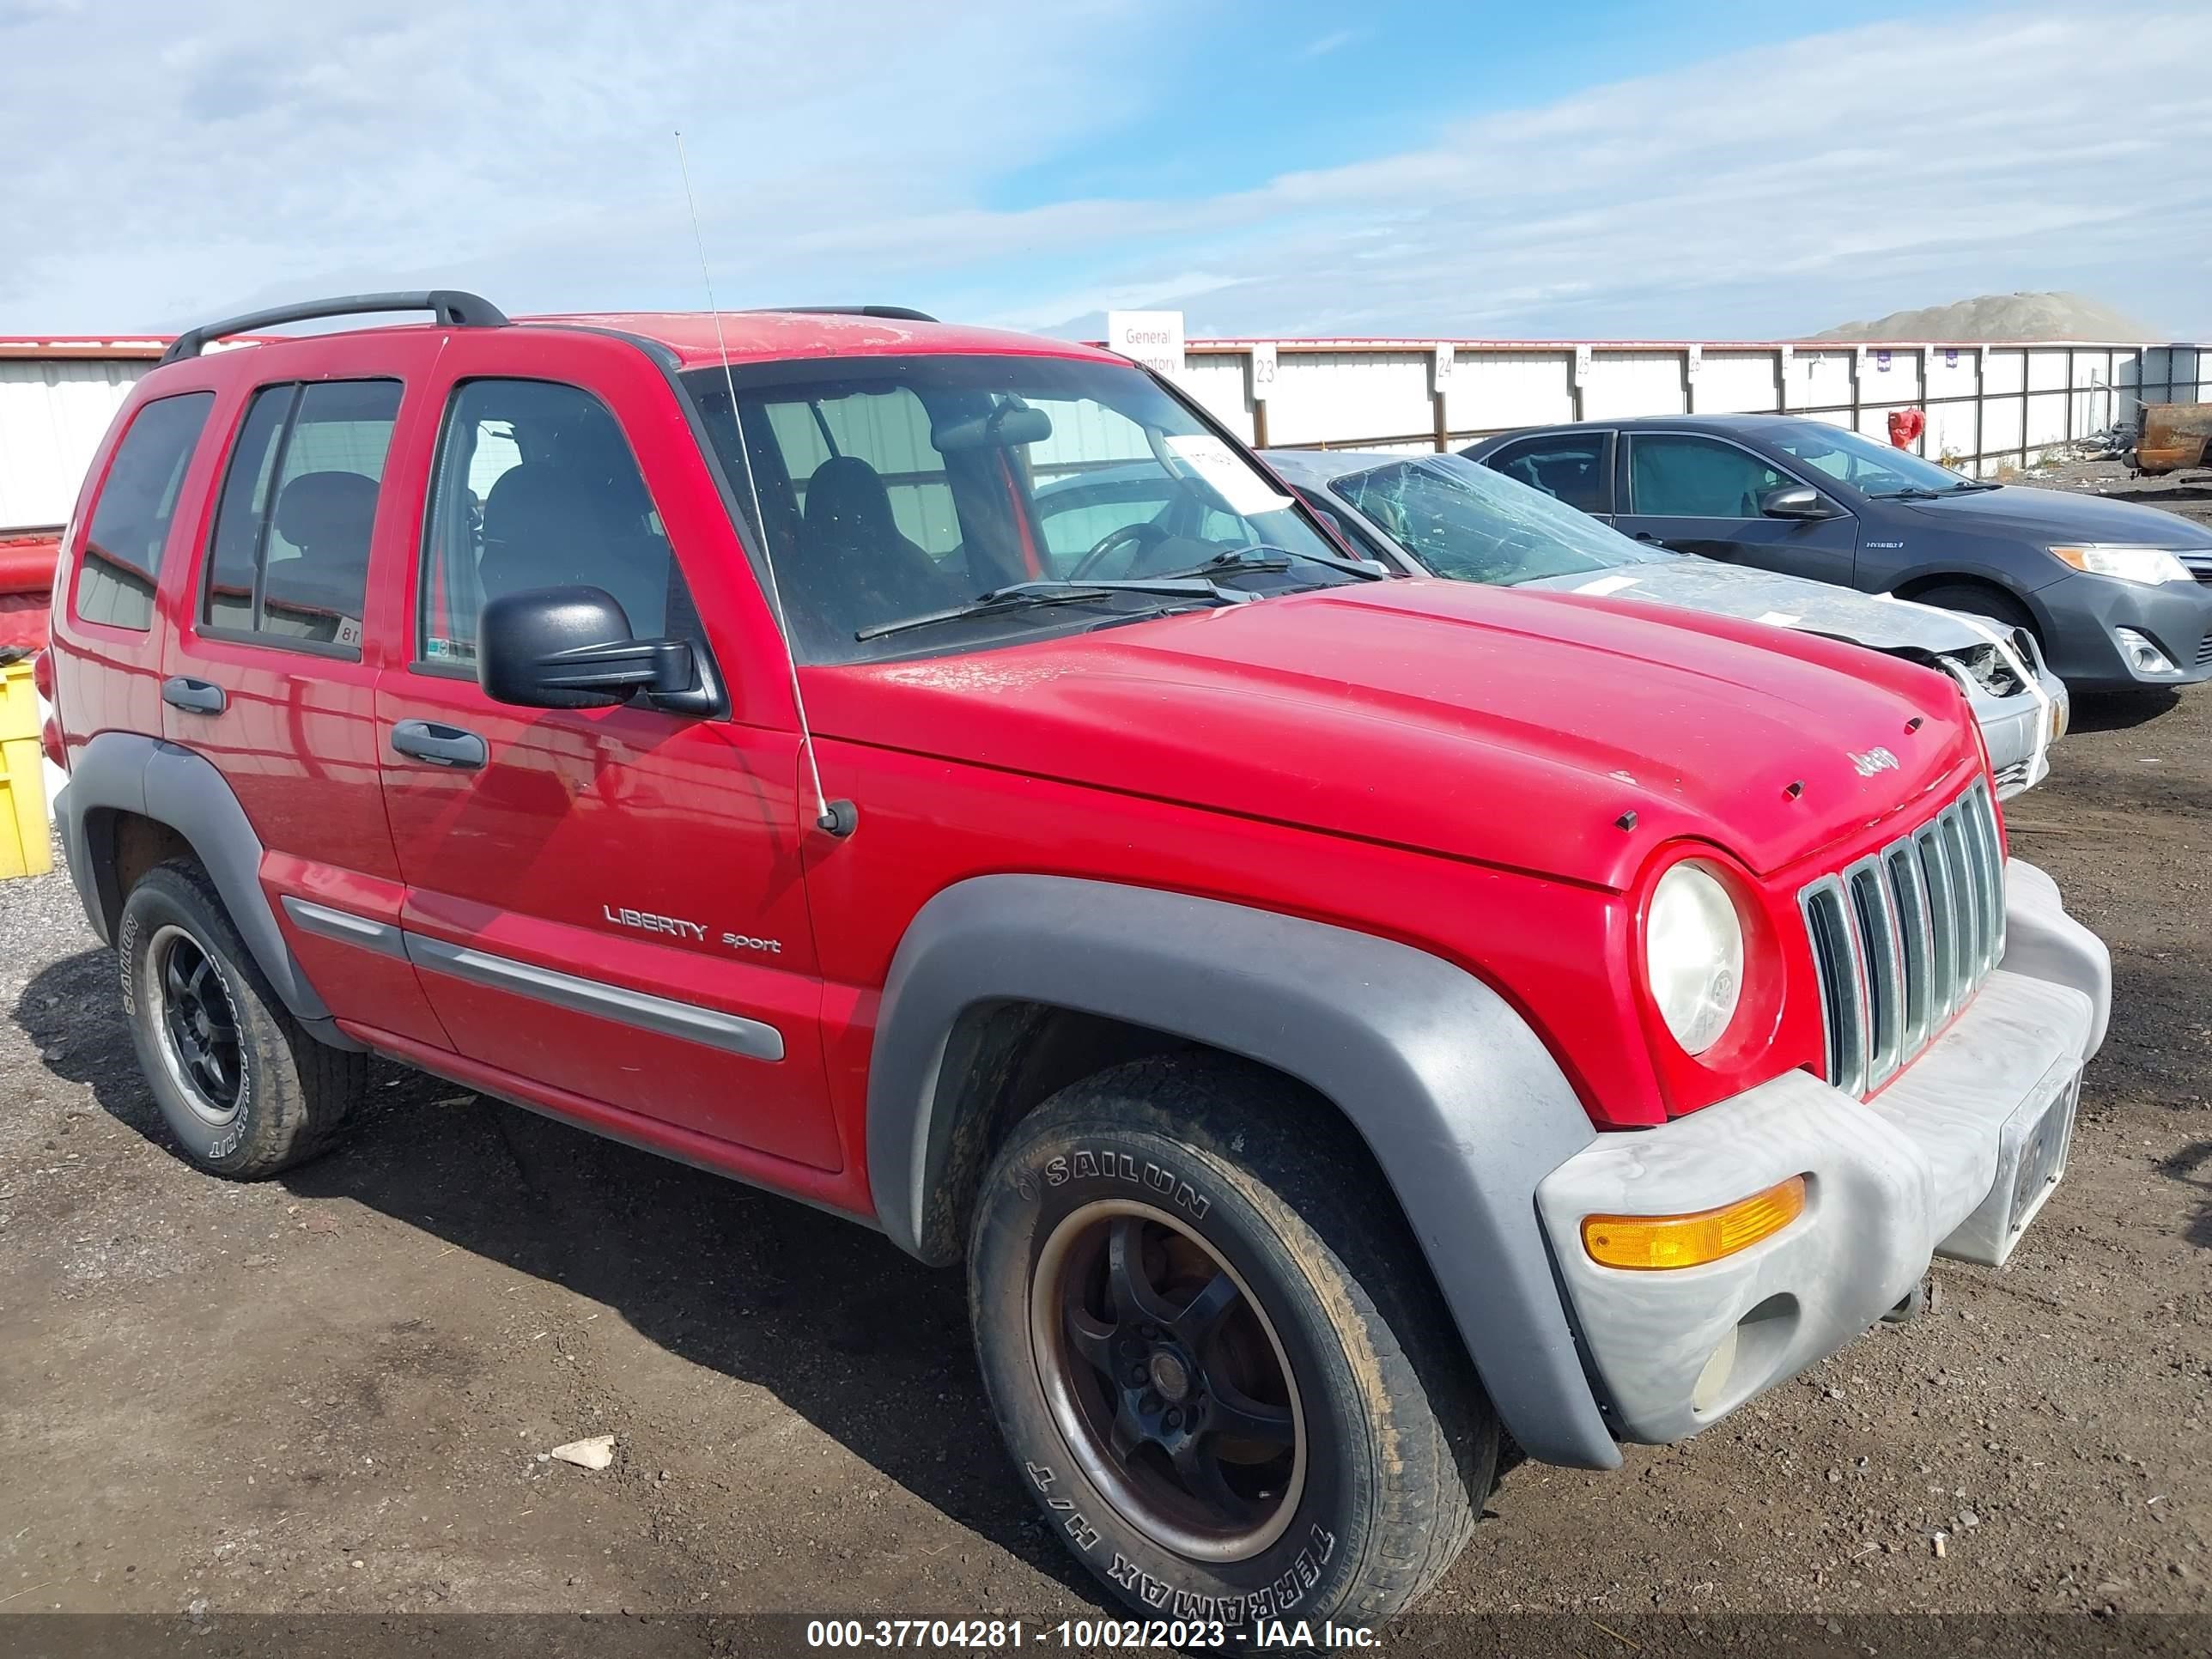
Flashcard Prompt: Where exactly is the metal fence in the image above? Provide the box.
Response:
[1171,340,2209,475]
[4,336,2209,538]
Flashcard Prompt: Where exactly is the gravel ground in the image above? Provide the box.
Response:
[2,489,2209,1641]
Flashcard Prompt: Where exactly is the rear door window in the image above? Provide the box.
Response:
[74,392,216,629]
[201,379,401,654]
[1480,432,1613,513]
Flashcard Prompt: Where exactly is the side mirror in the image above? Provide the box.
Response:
[478,586,696,710]
[1759,484,1834,520]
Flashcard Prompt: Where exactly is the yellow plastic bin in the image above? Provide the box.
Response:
[1,658,53,879]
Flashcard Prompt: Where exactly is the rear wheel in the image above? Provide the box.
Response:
[118,859,365,1177]
[969,1057,1494,1624]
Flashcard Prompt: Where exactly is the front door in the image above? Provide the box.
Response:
[371,339,838,1172]
[1613,431,1859,587]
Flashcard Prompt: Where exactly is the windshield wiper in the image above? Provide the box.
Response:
[1162,544,1385,580]
[854,577,1249,643]
[1942,480,2003,493]
[1869,486,1943,500]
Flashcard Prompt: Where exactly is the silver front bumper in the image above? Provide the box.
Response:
[1535,858,2109,1445]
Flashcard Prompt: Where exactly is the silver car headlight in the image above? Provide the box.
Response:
[1646,861,1745,1054]
[2048,544,2194,586]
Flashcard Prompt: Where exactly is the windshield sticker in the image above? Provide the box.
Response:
[1164,434,1294,519]
[1574,574,1642,597]
[1753,611,1802,627]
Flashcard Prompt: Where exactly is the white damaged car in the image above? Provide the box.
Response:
[1252,449,2068,799]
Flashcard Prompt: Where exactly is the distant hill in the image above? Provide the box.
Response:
[1810,292,2158,343]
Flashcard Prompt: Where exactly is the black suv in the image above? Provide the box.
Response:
[1463,414,2212,691]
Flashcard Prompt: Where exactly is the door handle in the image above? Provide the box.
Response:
[161,676,227,715]
[389,719,488,770]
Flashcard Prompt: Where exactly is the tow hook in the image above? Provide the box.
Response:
[1882,1273,1942,1325]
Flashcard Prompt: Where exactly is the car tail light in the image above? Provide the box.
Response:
[31,648,52,702]
[41,714,65,770]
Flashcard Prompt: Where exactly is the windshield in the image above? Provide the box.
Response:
[1764,423,1981,495]
[682,356,1354,663]
[1328,453,1672,584]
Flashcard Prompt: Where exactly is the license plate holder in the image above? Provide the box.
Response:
[2008,1068,2081,1239]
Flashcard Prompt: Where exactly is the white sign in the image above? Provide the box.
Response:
[1106,310,1185,380]
[1432,343,1455,393]
[1573,343,1593,383]
[1686,344,1703,380]
[1164,434,1294,518]
[1778,344,1794,375]
[1249,342,1277,403]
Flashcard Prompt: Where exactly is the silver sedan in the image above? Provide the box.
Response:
[1259,448,2069,799]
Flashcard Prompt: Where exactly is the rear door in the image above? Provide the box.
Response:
[1612,430,1858,586]
[370,331,839,1171]
[161,336,450,1048]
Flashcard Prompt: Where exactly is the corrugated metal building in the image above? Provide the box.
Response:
[0,337,164,534]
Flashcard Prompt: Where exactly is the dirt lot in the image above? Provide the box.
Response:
[3,480,2209,1637]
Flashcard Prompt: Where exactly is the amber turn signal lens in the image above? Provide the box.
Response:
[1582,1176,1806,1271]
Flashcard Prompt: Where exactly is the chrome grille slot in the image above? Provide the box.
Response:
[1884,841,1933,1055]
[1846,860,1905,1091]
[1800,779,2006,1099]
[1914,819,1959,1027]
[1801,878,1865,1097]
[1937,811,1979,980]
[1962,780,2006,971]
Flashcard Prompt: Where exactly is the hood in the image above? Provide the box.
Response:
[804,580,1982,890]
[1518,558,1993,656]
[1899,483,2212,548]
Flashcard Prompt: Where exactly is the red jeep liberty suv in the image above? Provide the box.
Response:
[44,293,2112,1625]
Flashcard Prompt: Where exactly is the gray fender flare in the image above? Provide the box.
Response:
[865,874,1620,1470]
[54,732,356,1048]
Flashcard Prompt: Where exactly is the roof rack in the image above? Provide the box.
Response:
[160,290,509,364]
[755,305,939,323]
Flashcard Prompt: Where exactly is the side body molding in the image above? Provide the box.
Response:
[53,732,355,1048]
[866,874,1620,1470]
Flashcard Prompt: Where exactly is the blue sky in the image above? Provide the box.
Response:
[3,0,2208,342]
[983,0,1936,212]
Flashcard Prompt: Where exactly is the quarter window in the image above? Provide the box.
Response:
[201,380,400,653]
[1627,435,1789,519]
[418,379,692,669]
[74,392,215,629]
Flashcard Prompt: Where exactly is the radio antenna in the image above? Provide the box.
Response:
[675,129,856,838]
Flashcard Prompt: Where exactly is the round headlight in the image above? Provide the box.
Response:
[1645,861,1745,1055]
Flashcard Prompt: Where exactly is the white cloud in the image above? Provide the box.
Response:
[4,3,2208,340]
[0,0,1164,327]
[1299,28,1362,59]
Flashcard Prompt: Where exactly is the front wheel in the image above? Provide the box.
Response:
[1908,581,2039,644]
[969,1058,1495,1624]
